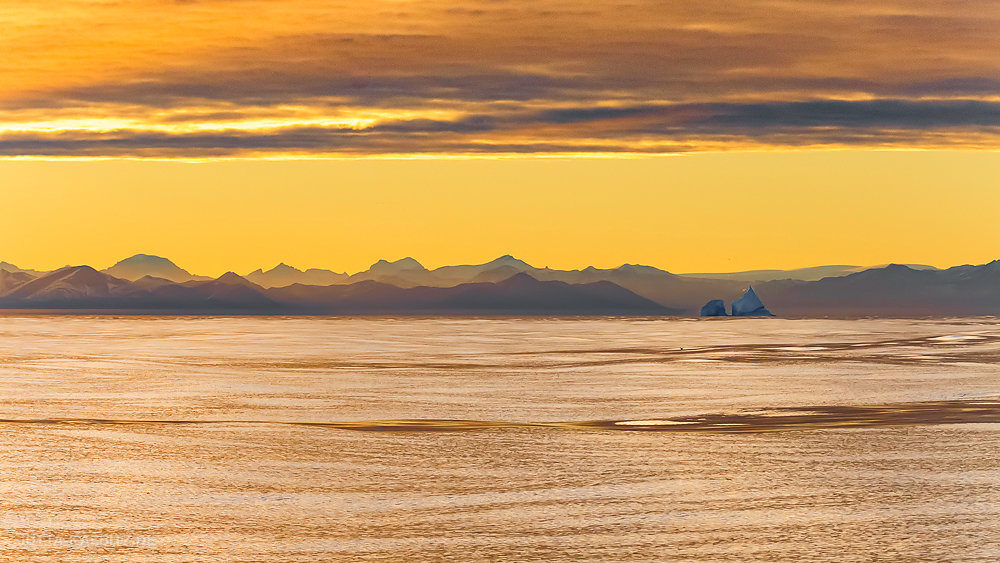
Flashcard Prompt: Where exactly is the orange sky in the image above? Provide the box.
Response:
[3,152,998,276]
[1,0,998,157]
[1,1,998,273]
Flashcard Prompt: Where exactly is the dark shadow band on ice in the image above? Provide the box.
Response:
[4,399,1000,433]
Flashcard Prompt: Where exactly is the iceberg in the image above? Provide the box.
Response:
[730,286,774,317]
[699,299,728,316]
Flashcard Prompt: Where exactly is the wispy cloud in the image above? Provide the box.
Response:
[1,0,998,157]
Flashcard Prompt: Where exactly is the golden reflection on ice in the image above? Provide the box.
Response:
[1,316,1000,560]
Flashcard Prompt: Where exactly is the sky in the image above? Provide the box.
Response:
[1,0,998,275]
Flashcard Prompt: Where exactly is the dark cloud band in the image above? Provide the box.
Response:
[3,0,997,156]
[1,100,997,157]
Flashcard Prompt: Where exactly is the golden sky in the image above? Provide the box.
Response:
[2,0,999,156]
[1,1,998,273]
[3,152,998,276]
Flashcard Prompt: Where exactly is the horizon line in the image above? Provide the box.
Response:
[3,252,988,279]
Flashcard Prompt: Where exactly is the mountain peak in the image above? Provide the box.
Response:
[3,265,129,301]
[487,255,532,268]
[105,254,198,282]
[497,272,540,287]
[267,263,302,274]
[113,254,175,267]
[216,271,252,285]
[245,263,349,288]
[58,265,101,275]
[615,263,673,275]
[877,264,920,276]
[369,257,425,272]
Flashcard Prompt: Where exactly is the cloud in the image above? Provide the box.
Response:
[13,70,578,111]
[1,100,996,157]
[678,100,1000,130]
[1,0,998,156]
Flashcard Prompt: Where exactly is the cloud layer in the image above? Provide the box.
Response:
[2,0,998,157]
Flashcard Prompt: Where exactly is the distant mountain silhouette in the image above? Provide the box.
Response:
[0,261,47,277]
[0,267,275,311]
[0,269,35,295]
[1,266,140,307]
[681,264,939,283]
[0,269,674,315]
[432,255,535,284]
[178,272,277,308]
[333,256,745,310]
[3,255,998,317]
[270,272,677,315]
[104,254,208,283]
[343,255,525,287]
[529,265,744,311]
[131,275,179,290]
[246,263,348,288]
[470,264,526,283]
[756,262,1000,316]
[347,257,430,287]
[210,271,261,288]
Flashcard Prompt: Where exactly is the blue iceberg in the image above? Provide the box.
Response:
[730,286,774,317]
[699,299,728,316]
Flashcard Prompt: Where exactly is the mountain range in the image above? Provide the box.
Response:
[679,264,939,283]
[0,266,674,315]
[103,253,210,283]
[756,262,1000,316]
[0,254,997,316]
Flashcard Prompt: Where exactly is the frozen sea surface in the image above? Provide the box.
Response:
[1,315,999,561]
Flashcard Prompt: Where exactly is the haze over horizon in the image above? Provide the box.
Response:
[0,251,968,281]
[6,252,1000,317]
[4,152,998,277]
